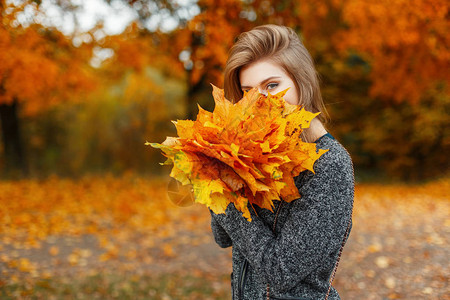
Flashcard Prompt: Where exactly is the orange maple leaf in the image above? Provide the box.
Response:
[147,85,328,221]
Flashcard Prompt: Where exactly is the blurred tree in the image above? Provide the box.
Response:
[0,1,96,176]
[97,22,186,82]
[335,0,449,103]
[113,0,253,119]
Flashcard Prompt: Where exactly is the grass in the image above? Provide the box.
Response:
[0,272,231,300]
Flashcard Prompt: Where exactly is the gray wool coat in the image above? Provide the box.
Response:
[210,134,354,300]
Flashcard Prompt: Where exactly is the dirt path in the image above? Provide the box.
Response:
[1,181,449,299]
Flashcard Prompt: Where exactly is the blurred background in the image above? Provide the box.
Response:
[0,0,448,299]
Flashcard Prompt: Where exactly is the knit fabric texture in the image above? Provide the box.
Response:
[210,134,354,300]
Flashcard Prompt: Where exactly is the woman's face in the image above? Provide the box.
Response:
[239,58,300,105]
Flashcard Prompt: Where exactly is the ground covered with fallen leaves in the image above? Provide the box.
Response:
[0,174,448,299]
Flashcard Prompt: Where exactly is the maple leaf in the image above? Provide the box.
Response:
[147,85,328,221]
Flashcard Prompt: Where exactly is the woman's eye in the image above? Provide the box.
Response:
[266,83,278,90]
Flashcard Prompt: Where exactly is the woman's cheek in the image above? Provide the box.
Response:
[284,89,298,105]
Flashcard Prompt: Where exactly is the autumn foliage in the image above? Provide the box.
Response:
[0,4,96,114]
[148,87,327,220]
[0,174,198,278]
[336,0,450,103]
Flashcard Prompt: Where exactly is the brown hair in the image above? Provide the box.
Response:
[223,24,329,142]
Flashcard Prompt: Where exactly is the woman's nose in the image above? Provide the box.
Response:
[258,88,268,96]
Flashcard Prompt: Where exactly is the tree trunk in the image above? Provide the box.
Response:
[185,30,205,121]
[186,79,204,121]
[0,99,28,177]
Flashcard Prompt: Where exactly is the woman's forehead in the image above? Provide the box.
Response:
[239,59,288,87]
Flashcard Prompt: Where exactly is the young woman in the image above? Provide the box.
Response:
[209,25,355,300]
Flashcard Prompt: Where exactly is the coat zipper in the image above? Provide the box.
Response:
[238,201,284,299]
[238,259,249,299]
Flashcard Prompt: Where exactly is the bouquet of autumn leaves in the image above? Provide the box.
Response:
[147,85,327,221]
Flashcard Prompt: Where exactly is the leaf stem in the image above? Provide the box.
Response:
[250,202,259,217]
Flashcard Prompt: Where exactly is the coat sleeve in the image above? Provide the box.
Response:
[210,210,233,248]
[210,148,354,293]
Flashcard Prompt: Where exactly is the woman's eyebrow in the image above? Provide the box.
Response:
[241,76,282,89]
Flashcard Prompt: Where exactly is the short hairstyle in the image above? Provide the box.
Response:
[223,24,329,142]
